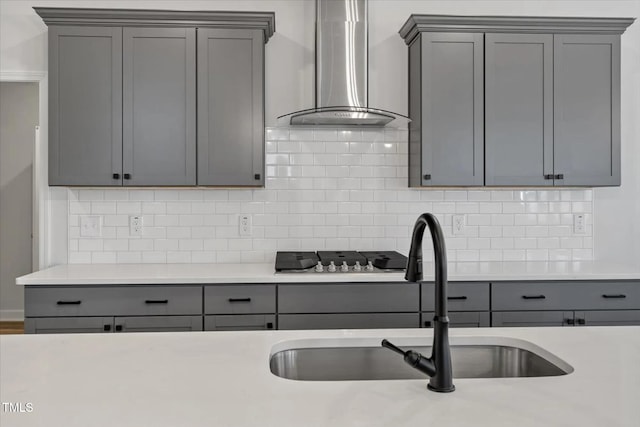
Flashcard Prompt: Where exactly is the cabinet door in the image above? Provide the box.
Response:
[422,311,490,328]
[123,28,196,186]
[198,28,265,186]
[278,313,419,330]
[205,314,275,331]
[492,311,573,327]
[578,310,640,326]
[48,26,122,186]
[409,33,484,186]
[554,35,621,186]
[114,316,202,332]
[24,317,113,334]
[485,33,553,186]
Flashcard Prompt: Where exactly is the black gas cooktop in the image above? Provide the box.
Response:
[275,250,407,273]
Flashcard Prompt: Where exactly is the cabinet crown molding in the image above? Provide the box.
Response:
[34,7,276,42]
[399,15,635,44]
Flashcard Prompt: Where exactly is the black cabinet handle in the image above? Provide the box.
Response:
[254,173,261,180]
[447,296,468,301]
[423,320,432,328]
[266,322,274,330]
[228,297,251,303]
[576,318,586,325]
[124,173,131,180]
[544,174,554,180]
[56,300,81,305]
[522,295,546,300]
[115,325,123,332]
[103,324,112,332]
[423,174,431,180]
[602,294,626,299]
[113,173,120,179]
[145,299,169,304]
[555,174,564,180]
[565,318,575,325]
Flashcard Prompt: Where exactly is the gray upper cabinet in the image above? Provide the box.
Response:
[48,26,122,186]
[399,15,633,188]
[485,33,553,186]
[198,28,265,186]
[36,8,275,187]
[553,35,621,186]
[123,27,196,186]
[408,32,484,187]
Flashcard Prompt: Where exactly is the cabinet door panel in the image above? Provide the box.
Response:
[25,317,113,334]
[422,282,490,312]
[422,311,490,328]
[278,313,419,330]
[198,28,264,186]
[410,33,484,186]
[492,311,572,327]
[485,33,553,186]
[115,315,202,332]
[205,314,275,331]
[123,27,196,186]
[554,35,621,186]
[580,310,640,326]
[49,26,122,185]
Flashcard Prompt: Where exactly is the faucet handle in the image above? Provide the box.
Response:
[381,339,436,377]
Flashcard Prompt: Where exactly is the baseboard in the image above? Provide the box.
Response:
[0,309,25,321]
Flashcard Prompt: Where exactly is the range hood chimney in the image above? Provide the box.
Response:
[277,0,408,127]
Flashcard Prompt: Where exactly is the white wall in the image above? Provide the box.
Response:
[1,0,638,265]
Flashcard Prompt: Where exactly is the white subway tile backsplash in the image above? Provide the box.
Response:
[66,127,594,264]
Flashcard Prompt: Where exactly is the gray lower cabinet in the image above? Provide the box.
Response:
[25,316,114,334]
[122,27,196,186]
[204,285,276,331]
[407,32,484,187]
[491,311,572,327]
[553,34,621,186]
[197,28,265,186]
[580,310,640,326]
[115,315,202,332]
[205,315,275,331]
[48,26,123,186]
[422,312,490,328]
[278,283,420,330]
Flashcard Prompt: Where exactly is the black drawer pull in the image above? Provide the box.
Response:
[522,295,546,300]
[145,299,169,304]
[565,318,575,325]
[56,300,81,305]
[112,173,120,179]
[266,322,274,330]
[123,173,131,180]
[447,296,468,301]
[103,324,111,332]
[602,294,626,299]
[576,318,586,325]
[228,298,251,303]
[115,325,123,332]
[424,320,432,328]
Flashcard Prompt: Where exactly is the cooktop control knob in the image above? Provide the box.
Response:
[340,261,349,272]
[365,261,374,272]
[353,261,362,272]
[315,261,324,273]
[328,261,337,272]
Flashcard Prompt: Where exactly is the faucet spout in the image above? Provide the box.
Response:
[384,213,454,392]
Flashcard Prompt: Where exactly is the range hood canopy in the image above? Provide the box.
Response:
[278,0,408,127]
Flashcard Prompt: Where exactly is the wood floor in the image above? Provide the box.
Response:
[0,321,24,334]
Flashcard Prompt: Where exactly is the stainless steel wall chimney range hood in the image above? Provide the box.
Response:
[277,0,408,127]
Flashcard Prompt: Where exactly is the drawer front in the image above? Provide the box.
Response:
[24,316,114,334]
[205,314,276,331]
[278,313,419,330]
[422,282,489,311]
[491,311,572,327]
[278,283,419,313]
[492,281,640,310]
[580,310,640,326]
[204,285,275,314]
[25,286,202,317]
[115,316,203,332]
[421,311,490,328]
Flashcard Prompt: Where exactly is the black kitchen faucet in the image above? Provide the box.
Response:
[381,213,455,392]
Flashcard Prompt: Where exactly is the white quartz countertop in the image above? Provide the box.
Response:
[16,260,640,285]
[1,326,639,427]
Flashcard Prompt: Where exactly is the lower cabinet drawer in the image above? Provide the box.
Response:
[205,285,276,314]
[25,317,113,334]
[205,314,276,331]
[278,313,419,330]
[421,311,490,328]
[492,311,573,327]
[422,282,490,312]
[581,310,640,326]
[25,286,202,317]
[115,316,203,332]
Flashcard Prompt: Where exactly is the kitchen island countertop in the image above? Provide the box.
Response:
[1,326,639,427]
[15,260,640,285]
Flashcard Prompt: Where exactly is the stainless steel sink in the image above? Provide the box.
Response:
[270,339,573,381]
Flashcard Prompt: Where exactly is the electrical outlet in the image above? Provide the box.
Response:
[574,213,586,234]
[129,216,144,236]
[80,216,102,237]
[239,214,252,237]
[452,214,465,236]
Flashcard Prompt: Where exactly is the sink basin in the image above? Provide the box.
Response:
[270,337,573,381]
